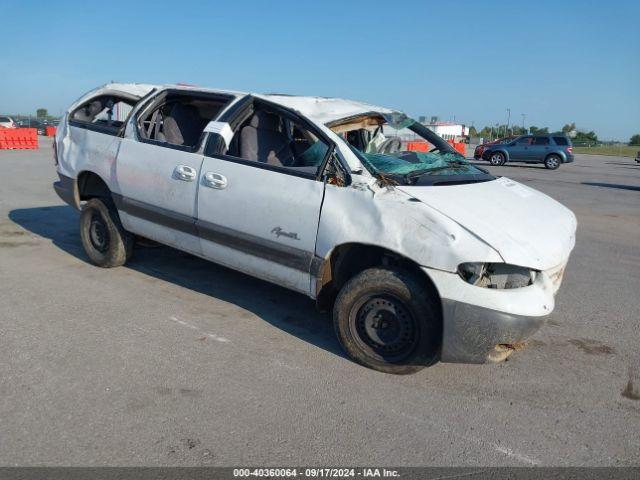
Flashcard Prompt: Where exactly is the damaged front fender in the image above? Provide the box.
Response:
[315,176,503,273]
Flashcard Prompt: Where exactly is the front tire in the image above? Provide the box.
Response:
[333,268,440,374]
[544,154,561,170]
[489,152,506,166]
[80,198,133,267]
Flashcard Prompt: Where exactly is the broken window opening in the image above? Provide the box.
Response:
[137,92,233,150]
[71,95,137,135]
[329,112,492,184]
[223,104,330,177]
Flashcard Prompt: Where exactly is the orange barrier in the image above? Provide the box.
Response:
[409,140,466,155]
[45,126,57,137]
[447,139,466,156]
[407,141,430,152]
[0,128,38,149]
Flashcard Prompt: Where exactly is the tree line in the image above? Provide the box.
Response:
[468,122,639,145]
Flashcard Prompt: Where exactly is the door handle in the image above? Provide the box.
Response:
[173,165,197,182]
[203,172,228,189]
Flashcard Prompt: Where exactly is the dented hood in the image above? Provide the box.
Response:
[398,177,576,271]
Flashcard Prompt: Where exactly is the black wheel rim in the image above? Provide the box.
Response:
[89,213,109,253]
[349,294,420,363]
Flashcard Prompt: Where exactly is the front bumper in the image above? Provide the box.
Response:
[424,267,558,363]
[440,300,546,363]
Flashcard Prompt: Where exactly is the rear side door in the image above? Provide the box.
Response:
[507,136,533,160]
[115,137,204,254]
[195,99,332,294]
[529,136,552,161]
[114,90,233,255]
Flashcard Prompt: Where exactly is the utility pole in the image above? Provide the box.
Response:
[521,113,526,134]
[506,108,511,137]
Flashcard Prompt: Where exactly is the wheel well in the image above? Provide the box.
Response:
[77,171,111,201]
[545,152,562,161]
[315,243,442,318]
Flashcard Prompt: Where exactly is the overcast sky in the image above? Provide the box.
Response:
[1,0,638,140]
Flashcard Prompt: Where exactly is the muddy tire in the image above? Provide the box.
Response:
[333,268,440,374]
[80,198,133,267]
[544,154,561,170]
[489,152,506,166]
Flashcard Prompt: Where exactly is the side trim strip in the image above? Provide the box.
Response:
[196,219,313,272]
[111,193,197,236]
[112,194,313,273]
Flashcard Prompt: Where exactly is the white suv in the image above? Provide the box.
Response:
[53,83,576,373]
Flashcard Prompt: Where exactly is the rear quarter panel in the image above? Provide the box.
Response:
[57,121,123,194]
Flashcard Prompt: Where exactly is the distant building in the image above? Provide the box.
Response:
[422,121,468,140]
[382,117,468,142]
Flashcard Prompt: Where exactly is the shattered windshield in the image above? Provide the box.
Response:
[329,111,489,183]
[356,150,474,177]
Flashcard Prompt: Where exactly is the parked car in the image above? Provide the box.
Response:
[480,134,574,169]
[16,119,48,135]
[0,116,16,128]
[53,83,576,373]
[473,137,513,160]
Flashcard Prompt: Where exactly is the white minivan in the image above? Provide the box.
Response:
[53,83,576,373]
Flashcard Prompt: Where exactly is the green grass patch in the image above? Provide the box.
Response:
[573,145,639,157]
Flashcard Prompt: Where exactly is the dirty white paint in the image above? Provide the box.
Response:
[399,178,576,271]
[254,93,394,125]
[315,177,505,273]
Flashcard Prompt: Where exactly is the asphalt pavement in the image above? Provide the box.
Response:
[0,138,638,466]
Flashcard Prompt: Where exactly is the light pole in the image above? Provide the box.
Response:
[521,113,526,134]
[506,108,511,137]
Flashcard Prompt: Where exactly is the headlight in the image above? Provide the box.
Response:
[458,262,536,289]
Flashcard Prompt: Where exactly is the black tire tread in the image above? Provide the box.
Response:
[79,197,133,268]
[333,267,440,374]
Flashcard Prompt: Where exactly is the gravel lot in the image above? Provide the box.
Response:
[0,138,638,466]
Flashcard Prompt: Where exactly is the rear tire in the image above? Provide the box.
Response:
[544,154,561,170]
[333,268,440,374]
[80,198,133,267]
[489,152,506,166]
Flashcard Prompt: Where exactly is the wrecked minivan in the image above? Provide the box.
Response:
[53,83,576,373]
